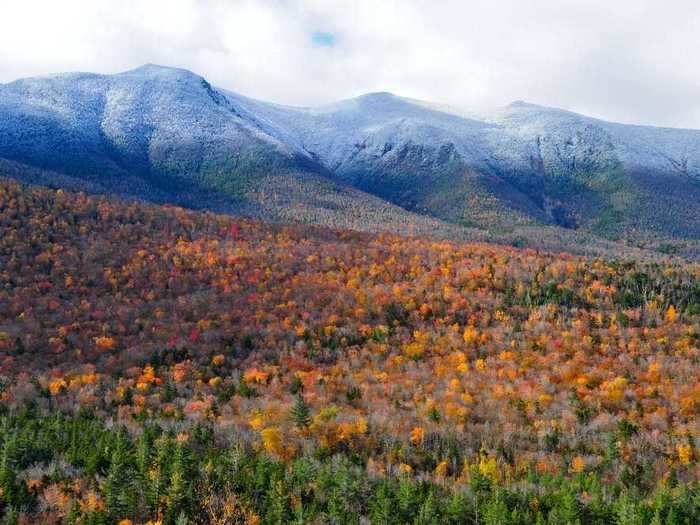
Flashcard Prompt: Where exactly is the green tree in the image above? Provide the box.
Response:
[165,443,191,523]
[264,478,290,525]
[414,491,440,525]
[104,430,136,521]
[290,395,311,429]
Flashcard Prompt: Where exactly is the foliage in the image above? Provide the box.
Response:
[2,178,700,522]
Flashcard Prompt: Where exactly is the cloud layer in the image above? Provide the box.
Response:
[1,0,699,128]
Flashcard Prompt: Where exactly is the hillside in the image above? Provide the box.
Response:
[229,91,700,246]
[2,65,700,258]
[3,178,700,522]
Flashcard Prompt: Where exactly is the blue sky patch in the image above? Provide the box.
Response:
[311,31,336,47]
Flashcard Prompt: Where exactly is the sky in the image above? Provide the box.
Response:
[1,0,699,129]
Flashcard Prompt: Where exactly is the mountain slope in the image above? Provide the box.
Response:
[228,91,700,242]
[2,64,700,256]
[0,65,319,204]
[0,65,482,240]
[226,91,550,228]
[483,102,700,239]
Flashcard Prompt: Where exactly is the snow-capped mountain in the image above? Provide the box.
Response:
[2,64,700,248]
[0,65,324,205]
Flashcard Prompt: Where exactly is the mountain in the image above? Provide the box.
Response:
[227,91,700,242]
[0,65,482,240]
[2,64,700,256]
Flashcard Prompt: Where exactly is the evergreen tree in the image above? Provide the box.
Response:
[165,443,191,523]
[614,493,643,525]
[144,439,167,516]
[444,491,471,524]
[556,488,582,525]
[103,430,136,521]
[290,395,311,429]
[664,507,677,525]
[650,508,663,525]
[482,491,511,525]
[414,491,440,525]
[135,429,154,481]
[0,433,18,508]
[264,478,290,525]
[369,481,397,525]
[1,507,18,525]
[396,479,420,523]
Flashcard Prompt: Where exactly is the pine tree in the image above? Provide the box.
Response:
[414,491,440,525]
[650,508,663,525]
[396,479,419,523]
[165,443,191,523]
[134,428,155,517]
[290,395,311,429]
[2,507,18,525]
[145,436,170,515]
[614,492,643,525]
[482,491,511,525]
[264,478,290,525]
[369,482,396,525]
[557,488,581,525]
[135,429,153,481]
[0,433,18,508]
[103,430,136,521]
[444,491,471,524]
[665,507,678,525]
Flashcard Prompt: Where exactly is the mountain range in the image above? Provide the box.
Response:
[2,64,700,257]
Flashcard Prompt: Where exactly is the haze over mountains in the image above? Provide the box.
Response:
[2,64,700,256]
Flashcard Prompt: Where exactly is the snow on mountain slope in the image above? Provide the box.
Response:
[480,101,700,178]
[224,90,551,226]
[1,66,489,240]
[468,101,700,238]
[225,90,496,169]
[0,65,317,189]
[227,87,700,232]
[2,64,700,246]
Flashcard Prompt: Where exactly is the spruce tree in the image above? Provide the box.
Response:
[135,429,153,481]
[444,491,470,524]
[397,479,419,523]
[369,481,396,525]
[264,478,290,525]
[165,442,191,523]
[104,430,135,521]
[0,433,18,508]
[414,491,441,525]
[290,395,311,429]
[482,491,511,525]
[146,437,170,516]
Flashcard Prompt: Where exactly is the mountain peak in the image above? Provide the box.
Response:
[507,100,539,109]
[348,91,400,106]
[121,63,201,79]
[360,91,397,99]
[128,63,185,72]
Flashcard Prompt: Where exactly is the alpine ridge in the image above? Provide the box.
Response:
[2,64,700,257]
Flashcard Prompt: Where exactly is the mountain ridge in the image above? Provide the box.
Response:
[2,64,700,258]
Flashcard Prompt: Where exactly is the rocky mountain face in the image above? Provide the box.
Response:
[2,64,700,254]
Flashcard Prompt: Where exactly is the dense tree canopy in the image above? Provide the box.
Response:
[1,178,700,523]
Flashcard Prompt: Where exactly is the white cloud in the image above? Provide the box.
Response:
[1,0,698,128]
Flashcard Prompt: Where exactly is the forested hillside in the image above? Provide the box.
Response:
[2,178,700,523]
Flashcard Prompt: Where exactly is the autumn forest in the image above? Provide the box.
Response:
[2,177,700,524]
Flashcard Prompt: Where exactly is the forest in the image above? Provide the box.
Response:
[2,177,700,524]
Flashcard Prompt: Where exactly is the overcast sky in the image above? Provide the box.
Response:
[1,0,699,128]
